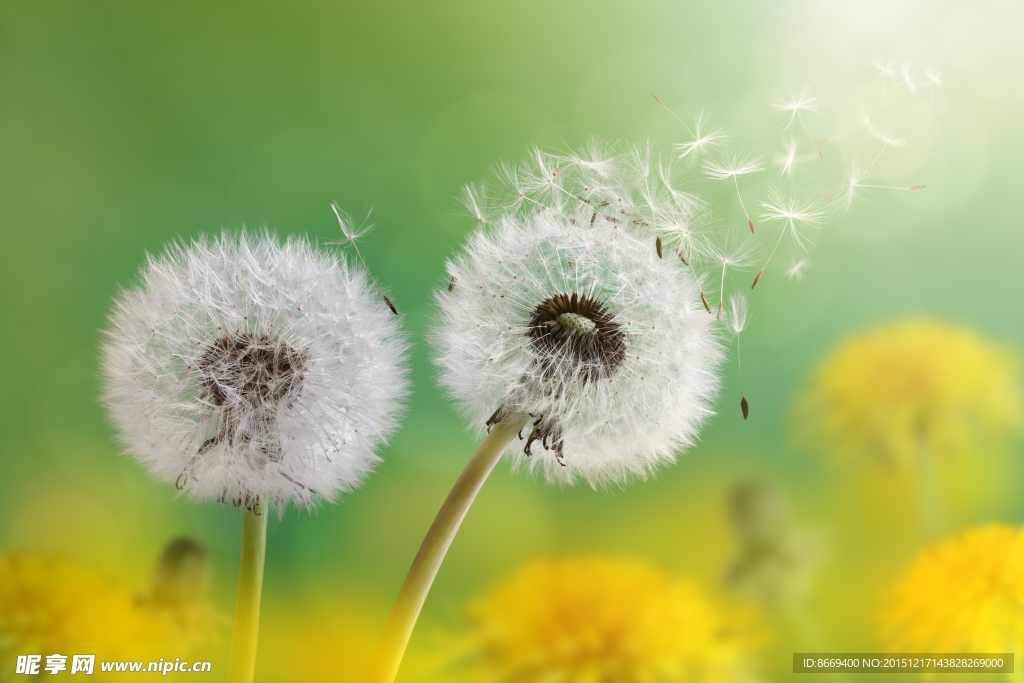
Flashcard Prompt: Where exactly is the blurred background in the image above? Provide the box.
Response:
[1,0,1022,681]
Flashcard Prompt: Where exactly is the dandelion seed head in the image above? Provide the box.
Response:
[434,148,723,486]
[100,231,410,510]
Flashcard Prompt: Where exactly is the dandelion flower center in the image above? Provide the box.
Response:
[555,311,597,335]
[528,292,625,381]
[198,332,307,410]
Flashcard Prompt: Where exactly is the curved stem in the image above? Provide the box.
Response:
[365,414,527,683]
[226,502,268,683]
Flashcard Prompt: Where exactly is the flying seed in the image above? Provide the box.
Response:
[701,291,712,313]
[751,270,763,289]
[448,276,455,292]
[908,185,926,191]
[652,93,666,106]
[656,236,663,258]
[748,218,755,234]
[678,249,689,266]
[741,396,749,420]
[383,295,398,315]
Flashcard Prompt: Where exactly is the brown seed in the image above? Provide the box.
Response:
[751,270,763,289]
[448,276,455,292]
[908,185,926,191]
[701,291,712,313]
[815,145,823,159]
[384,295,398,315]
[816,138,829,147]
[553,167,564,176]
[717,302,723,319]
[652,93,665,106]
[741,396,749,420]
[678,249,689,266]
[748,218,755,234]
[656,236,663,259]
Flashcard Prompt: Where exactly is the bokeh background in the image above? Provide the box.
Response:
[1,0,1022,681]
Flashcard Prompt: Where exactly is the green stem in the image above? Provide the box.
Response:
[226,501,268,683]
[364,414,527,683]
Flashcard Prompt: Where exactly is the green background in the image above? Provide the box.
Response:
[1,0,1022,680]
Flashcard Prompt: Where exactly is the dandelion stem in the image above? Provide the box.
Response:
[754,224,788,289]
[365,413,528,683]
[226,503,268,683]
[866,143,888,171]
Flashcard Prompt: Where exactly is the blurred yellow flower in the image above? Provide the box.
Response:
[452,556,758,683]
[799,320,1022,468]
[881,524,1024,652]
[0,543,220,682]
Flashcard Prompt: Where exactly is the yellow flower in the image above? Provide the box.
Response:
[0,547,219,682]
[799,320,1022,468]
[453,556,758,683]
[881,524,1024,652]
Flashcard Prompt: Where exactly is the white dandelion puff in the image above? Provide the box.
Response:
[704,152,764,234]
[100,230,410,510]
[752,188,824,288]
[436,210,723,486]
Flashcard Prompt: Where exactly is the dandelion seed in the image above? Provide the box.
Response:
[459,183,490,224]
[651,92,696,138]
[876,61,919,100]
[770,87,822,157]
[925,68,944,88]
[873,57,898,80]
[704,152,764,233]
[865,123,907,170]
[675,111,728,162]
[726,294,750,420]
[774,138,800,179]
[327,204,399,314]
[709,232,758,317]
[786,258,810,282]
[754,188,824,287]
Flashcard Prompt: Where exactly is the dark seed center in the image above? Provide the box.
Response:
[527,292,625,381]
[198,332,306,409]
